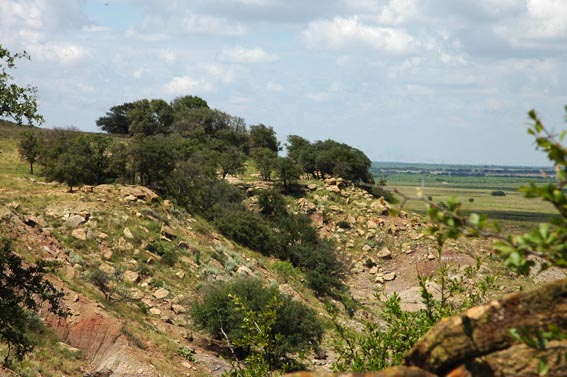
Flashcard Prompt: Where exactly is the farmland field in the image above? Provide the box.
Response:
[372,162,557,225]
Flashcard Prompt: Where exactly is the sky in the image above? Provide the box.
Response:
[2,0,567,166]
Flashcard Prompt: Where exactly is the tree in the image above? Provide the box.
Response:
[171,95,209,112]
[128,99,173,136]
[130,135,179,188]
[18,128,41,174]
[276,157,302,192]
[0,44,44,126]
[39,128,93,192]
[95,102,135,134]
[251,147,278,181]
[0,238,66,363]
[249,124,280,152]
[217,146,247,180]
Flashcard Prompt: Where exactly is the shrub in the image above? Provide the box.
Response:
[491,190,506,197]
[190,277,323,367]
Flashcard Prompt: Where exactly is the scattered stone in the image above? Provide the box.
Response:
[86,228,97,240]
[325,177,337,186]
[125,194,137,202]
[377,247,392,259]
[118,237,134,251]
[383,272,396,281]
[57,342,81,353]
[123,227,134,239]
[237,265,253,276]
[99,263,116,275]
[163,199,172,208]
[327,185,341,193]
[153,288,170,300]
[149,307,162,316]
[71,228,87,241]
[127,288,144,300]
[427,254,436,261]
[102,249,113,260]
[160,223,176,240]
[97,232,108,240]
[123,270,139,283]
[329,205,342,212]
[176,270,185,280]
[367,220,379,230]
[307,183,318,191]
[369,266,378,275]
[172,304,187,314]
[66,215,86,228]
[375,275,385,284]
[362,244,372,252]
[8,201,20,210]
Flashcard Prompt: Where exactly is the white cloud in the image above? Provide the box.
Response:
[160,49,176,64]
[307,81,341,102]
[491,0,567,46]
[526,0,567,38]
[203,63,237,84]
[220,46,279,64]
[301,16,418,54]
[266,81,284,92]
[130,12,247,40]
[376,0,418,25]
[164,76,213,96]
[25,41,90,66]
[0,0,88,44]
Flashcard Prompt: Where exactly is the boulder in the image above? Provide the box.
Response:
[123,270,139,283]
[153,288,170,300]
[405,279,567,376]
[66,214,86,228]
[377,247,392,259]
[71,228,87,241]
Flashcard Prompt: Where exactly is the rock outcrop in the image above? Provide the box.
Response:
[287,279,567,377]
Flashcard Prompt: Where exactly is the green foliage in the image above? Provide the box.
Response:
[0,239,66,363]
[0,44,44,126]
[249,124,280,152]
[191,278,323,371]
[17,128,42,174]
[251,147,278,181]
[128,99,174,136]
[286,136,373,184]
[130,135,179,188]
[276,157,302,192]
[96,102,134,134]
[491,190,506,197]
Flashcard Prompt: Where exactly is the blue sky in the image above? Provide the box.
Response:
[2,0,567,165]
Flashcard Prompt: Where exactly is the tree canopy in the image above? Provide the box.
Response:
[0,44,43,126]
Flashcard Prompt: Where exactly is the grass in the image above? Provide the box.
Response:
[388,175,556,226]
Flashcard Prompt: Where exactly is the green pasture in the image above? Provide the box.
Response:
[389,177,556,225]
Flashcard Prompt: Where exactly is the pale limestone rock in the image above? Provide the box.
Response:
[123,227,134,239]
[172,304,187,314]
[71,228,87,241]
[383,272,396,281]
[149,307,162,316]
[123,270,139,283]
[99,263,116,275]
[362,244,372,252]
[153,288,169,300]
[66,214,86,228]
[377,247,392,259]
[176,270,185,280]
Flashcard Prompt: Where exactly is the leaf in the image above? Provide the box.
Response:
[538,357,549,376]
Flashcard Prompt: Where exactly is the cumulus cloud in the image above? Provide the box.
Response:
[25,41,91,66]
[0,0,88,44]
[301,16,418,54]
[128,11,247,40]
[220,46,279,64]
[164,76,213,96]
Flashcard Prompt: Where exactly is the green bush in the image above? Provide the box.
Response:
[190,277,323,367]
[491,190,506,197]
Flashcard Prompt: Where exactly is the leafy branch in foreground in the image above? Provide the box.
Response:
[0,239,67,364]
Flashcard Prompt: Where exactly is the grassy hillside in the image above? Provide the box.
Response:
[0,122,558,376]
